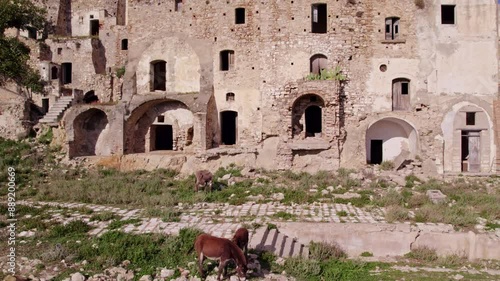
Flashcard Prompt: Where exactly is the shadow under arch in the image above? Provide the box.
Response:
[365,117,419,164]
[69,108,109,157]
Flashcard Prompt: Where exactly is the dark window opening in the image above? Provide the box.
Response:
[158,115,165,123]
[401,82,409,95]
[151,61,166,91]
[90,19,99,36]
[61,62,72,84]
[370,140,383,165]
[221,111,237,145]
[121,39,128,50]
[153,125,173,150]
[42,98,49,114]
[311,3,327,34]
[57,48,62,55]
[226,92,235,101]
[466,112,476,126]
[220,50,234,71]
[310,54,328,74]
[83,90,99,104]
[385,17,400,40]
[175,0,183,11]
[305,105,322,137]
[235,8,245,24]
[27,27,37,39]
[51,66,58,80]
[441,5,455,24]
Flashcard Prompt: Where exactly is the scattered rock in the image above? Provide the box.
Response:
[426,190,447,204]
[160,269,175,278]
[334,192,361,199]
[326,186,335,192]
[70,273,86,281]
[221,174,232,180]
[271,193,284,201]
[321,189,329,196]
[453,274,464,280]
[309,189,318,193]
[138,276,152,281]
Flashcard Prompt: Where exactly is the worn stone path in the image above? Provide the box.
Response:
[17,200,386,237]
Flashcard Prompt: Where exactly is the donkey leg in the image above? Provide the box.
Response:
[218,259,230,281]
[198,253,206,278]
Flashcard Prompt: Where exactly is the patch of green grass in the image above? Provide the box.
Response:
[360,251,373,257]
[405,174,420,188]
[309,241,347,261]
[385,206,410,223]
[272,211,297,221]
[404,246,438,262]
[336,211,348,217]
[485,221,500,230]
[108,219,142,230]
[267,223,278,230]
[90,211,119,222]
[48,220,91,239]
[380,161,394,171]
[334,194,371,208]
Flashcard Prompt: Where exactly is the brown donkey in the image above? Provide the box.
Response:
[194,233,247,280]
[232,227,249,257]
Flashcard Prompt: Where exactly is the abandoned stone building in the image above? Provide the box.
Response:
[1,0,500,174]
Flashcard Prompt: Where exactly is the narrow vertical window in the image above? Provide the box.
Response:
[151,60,166,91]
[235,8,245,24]
[310,54,328,75]
[220,50,235,71]
[311,3,327,33]
[61,63,72,84]
[90,19,99,36]
[175,0,183,12]
[121,39,128,50]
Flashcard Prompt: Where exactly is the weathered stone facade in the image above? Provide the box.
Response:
[3,0,500,173]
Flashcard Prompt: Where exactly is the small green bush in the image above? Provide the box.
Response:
[309,241,347,261]
[405,246,438,262]
[380,161,394,171]
[360,251,373,257]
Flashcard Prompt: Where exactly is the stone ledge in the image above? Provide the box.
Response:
[288,139,331,150]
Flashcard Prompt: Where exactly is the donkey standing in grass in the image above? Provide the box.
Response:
[194,170,213,192]
[194,233,247,280]
[232,227,249,258]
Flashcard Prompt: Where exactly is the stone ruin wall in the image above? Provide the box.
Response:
[2,0,498,173]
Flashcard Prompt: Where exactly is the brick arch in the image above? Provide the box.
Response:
[291,94,326,139]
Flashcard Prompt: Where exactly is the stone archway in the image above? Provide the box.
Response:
[366,118,418,164]
[125,100,195,153]
[442,103,494,173]
[291,94,325,139]
[70,109,109,157]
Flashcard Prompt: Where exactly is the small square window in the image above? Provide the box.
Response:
[466,112,476,125]
[441,5,455,25]
[158,115,165,123]
[401,82,409,95]
[57,48,62,55]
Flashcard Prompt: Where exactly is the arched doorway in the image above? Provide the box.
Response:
[305,105,322,137]
[220,111,237,145]
[310,54,328,75]
[291,94,325,139]
[70,109,109,157]
[366,118,418,164]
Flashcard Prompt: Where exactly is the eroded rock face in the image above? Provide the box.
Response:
[0,90,31,140]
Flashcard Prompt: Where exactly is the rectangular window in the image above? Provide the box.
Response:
[90,19,99,36]
[466,112,476,125]
[175,0,182,12]
[235,8,245,24]
[401,82,409,95]
[157,115,165,123]
[121,39,128,50]
[441,5,455,24]
[220,50,234,71]
[61,63,72,84]
[385,17,400,40]
[311,4,327,33]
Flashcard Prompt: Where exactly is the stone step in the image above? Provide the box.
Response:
[249,227,309,258]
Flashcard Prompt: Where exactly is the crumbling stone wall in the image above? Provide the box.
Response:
[0,88,31,140]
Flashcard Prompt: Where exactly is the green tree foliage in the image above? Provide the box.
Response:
[0,0,46,96]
